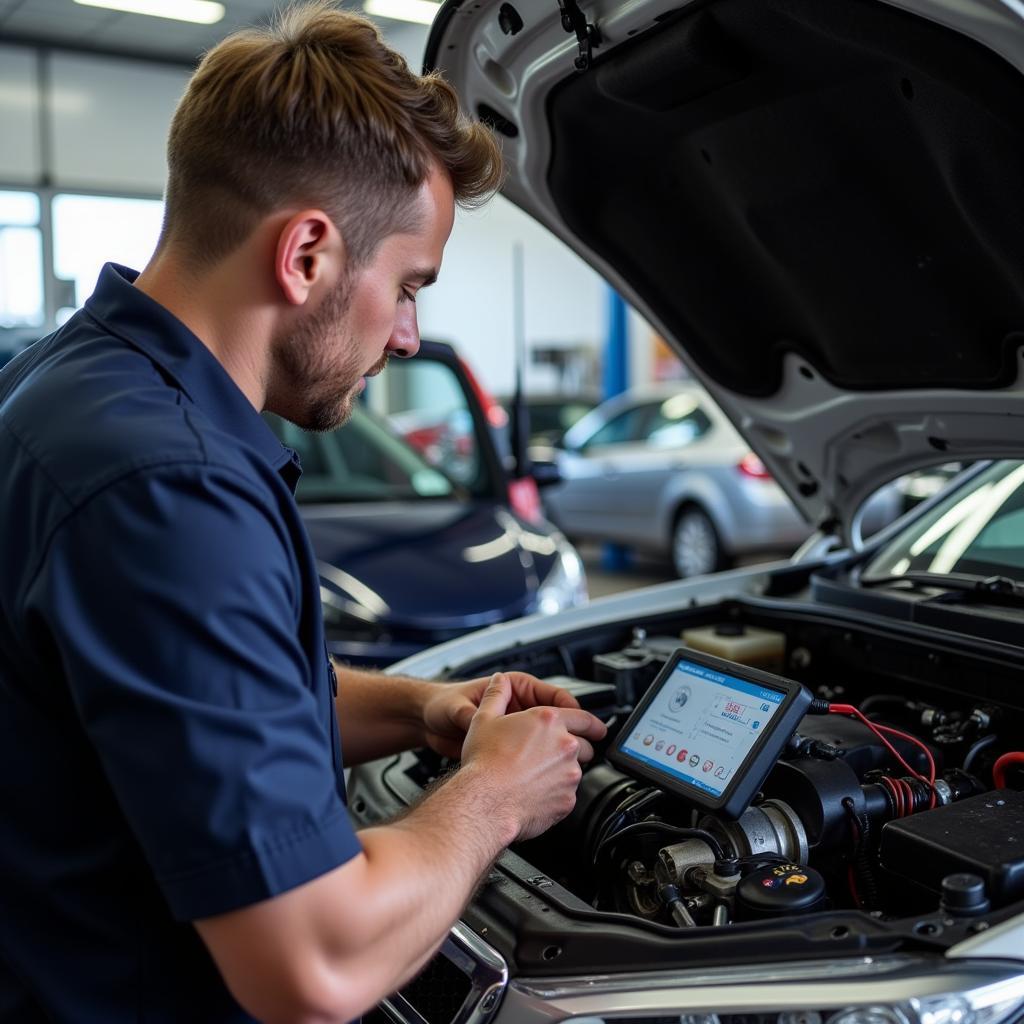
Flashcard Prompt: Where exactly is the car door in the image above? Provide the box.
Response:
[360,340,509,506]
[553,394,718,545]
[618,395,718,544]
[552,401,660,539]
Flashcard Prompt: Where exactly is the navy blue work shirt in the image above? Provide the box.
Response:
[0,264,361,1022]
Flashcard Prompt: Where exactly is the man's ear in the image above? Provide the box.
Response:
[273,210,344,306]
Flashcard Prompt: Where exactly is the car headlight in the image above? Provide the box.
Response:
[509,957,1024,1024]
[536,542,588,615]
[319,585,388,642]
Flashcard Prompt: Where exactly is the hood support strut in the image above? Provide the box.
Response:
[556,0,599,71]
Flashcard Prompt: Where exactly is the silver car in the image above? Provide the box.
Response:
[540,384,810,577]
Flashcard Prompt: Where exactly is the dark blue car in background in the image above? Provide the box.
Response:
[266,341,587,667]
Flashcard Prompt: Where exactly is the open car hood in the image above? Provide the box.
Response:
[426,0,1024,541]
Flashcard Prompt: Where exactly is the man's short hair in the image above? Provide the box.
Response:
[160,1,503,268]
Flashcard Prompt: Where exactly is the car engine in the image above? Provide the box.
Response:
[520,625,1024,931]
[350,603,1024,972]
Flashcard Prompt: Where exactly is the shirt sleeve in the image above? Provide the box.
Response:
[27,461,361,921]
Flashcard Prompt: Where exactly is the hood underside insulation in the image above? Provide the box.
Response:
[546,0,1024,396]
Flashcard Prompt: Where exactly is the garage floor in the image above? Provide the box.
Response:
[580,543,779,599]
[579,544,674,598]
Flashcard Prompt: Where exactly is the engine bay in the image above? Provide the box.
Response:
[349,596,1024,972]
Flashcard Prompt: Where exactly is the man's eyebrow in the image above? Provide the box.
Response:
[408,267,438,287]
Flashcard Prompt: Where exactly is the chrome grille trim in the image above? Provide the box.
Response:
[381,923,509,1024]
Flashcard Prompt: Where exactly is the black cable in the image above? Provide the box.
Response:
[859,694,915,715]
[963,734,997,774]
[591,786,660,856]
[736,852,791,871]
[593,821,727,866]
[843,796,880,911]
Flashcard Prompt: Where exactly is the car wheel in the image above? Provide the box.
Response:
[671,506,724,578]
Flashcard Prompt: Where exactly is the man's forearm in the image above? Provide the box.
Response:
[196,763,517,1024]
[197,676,599,1024]
[333,664,433,764]
[340,765,516,1005]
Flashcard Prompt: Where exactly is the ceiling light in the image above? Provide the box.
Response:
[363,0,440,25]
[73,0,225,25]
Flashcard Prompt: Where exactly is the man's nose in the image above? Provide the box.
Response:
[386,302,420,359]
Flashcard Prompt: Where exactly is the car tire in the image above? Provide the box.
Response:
[671,505,726,579]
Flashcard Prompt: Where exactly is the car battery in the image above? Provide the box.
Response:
[879,789,1024,906]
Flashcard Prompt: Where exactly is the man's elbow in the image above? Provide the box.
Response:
[225,955,372,1024]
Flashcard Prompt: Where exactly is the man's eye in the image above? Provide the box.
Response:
[399,289,416,304]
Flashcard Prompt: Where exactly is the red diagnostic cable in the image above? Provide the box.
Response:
[992,752,1024,789]
[828,703,937,810]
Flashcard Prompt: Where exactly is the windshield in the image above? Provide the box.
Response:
[265,406,456,503]
[862,460,1024,585]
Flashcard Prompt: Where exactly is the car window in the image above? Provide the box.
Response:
[858,461,968,540]
[528,399,595,443]
[579,404,656,449]
[265,408,454,503]
[364,358,484,492]
[862,460,1024,583]
[644,394,712,447]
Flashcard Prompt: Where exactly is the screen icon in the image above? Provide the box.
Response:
[666,744,676,756]
[670,687,691,712]
[676,748,688,762]
[655,740,665,752]
[643,735,654,746]
[688,753,700,767]
[702,759,714,773]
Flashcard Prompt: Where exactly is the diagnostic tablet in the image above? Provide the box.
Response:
[609,647,812,819]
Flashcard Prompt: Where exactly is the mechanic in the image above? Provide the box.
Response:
[0,5,606,1022]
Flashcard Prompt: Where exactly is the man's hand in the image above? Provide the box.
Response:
[458,674,607,840]
[420,671,591,759]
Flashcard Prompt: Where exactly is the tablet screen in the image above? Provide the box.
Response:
[618,657,785,798]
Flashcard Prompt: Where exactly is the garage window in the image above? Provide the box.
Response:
[52,192,164,323]
[0,190,44,331]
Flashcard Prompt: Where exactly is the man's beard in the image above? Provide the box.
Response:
[272,277,385,433]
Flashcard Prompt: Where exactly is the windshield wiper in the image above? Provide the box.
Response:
[861,571,1024,607]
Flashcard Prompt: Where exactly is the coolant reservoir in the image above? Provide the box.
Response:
[681,623,786,670]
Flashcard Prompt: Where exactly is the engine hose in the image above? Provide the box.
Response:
[993,752,1024,789]
[593,822,727,867]
[903,776,934,813]
[867,775,933,818]
[962,734,997,774]
[590,786,660,856]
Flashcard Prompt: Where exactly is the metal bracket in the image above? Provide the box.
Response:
[556,0,600,71]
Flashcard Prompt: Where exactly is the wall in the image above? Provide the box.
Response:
[0,42,188,193]
[0,31,655,394]
[418,196,609,394]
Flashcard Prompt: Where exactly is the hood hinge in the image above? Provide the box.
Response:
[556,0,600,71]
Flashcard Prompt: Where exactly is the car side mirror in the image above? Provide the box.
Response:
[528,445,562,488]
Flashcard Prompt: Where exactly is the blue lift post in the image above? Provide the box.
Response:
[602,287,630,572]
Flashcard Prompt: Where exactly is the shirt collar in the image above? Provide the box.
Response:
[84,263,301,489]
